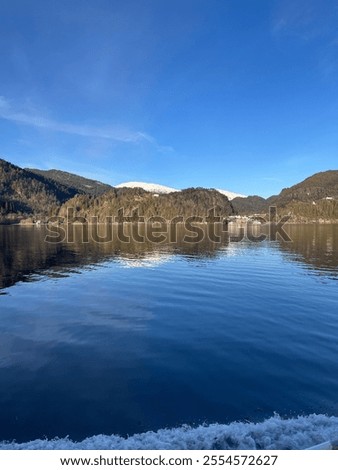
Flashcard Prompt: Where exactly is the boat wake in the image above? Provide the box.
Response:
[1,414,338,450]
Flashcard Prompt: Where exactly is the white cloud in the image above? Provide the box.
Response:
[0,96,153,144]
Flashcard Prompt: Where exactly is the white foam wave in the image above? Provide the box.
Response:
[1,414,338,450]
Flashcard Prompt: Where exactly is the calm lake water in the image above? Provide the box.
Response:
[0,224,338,446]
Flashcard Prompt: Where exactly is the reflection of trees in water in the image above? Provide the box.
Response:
[0,225,233,290]
[0,226,83,289]
[277,224,338,277]
[1,224,337,291]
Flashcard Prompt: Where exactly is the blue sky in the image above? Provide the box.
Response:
[1,0,338,197]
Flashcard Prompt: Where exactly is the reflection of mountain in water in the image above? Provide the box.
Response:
[0,225,233,290]
[276,224,338,279]
[1,224,338,291]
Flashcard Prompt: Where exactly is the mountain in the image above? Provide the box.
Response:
[28,168,112,196]
[272,170,338,207]
[115,181,178,194]
[1,157,337,223]
[0,158,78,222]
[58,187,235,222]
[232,195,268,215]
[231,170,338,221]
[0,159,236,223]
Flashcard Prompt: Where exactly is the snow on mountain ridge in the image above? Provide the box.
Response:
[115,182,247,200]
[115,182,178,194]
[216,188,247,200]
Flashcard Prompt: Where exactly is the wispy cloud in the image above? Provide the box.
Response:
[0,96,155,145]
[271,0,338,40]
[272,2,316,38]
[271,1,338,79]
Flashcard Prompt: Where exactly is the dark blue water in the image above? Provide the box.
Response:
[0,224,338,445]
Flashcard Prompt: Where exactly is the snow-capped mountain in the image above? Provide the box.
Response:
[115,182,178,194]
[216,189,247,200]
[115,181,246,200]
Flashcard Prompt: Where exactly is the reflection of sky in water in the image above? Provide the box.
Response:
[0,226,338,440]
[0,225,338,443]
[116,252,174,268]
